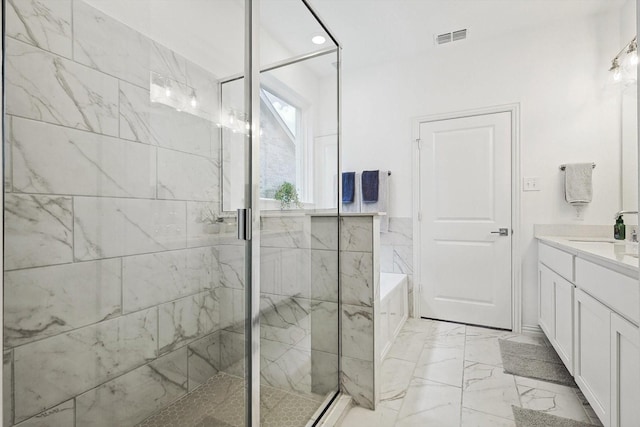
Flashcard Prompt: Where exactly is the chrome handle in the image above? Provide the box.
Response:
[491,228,509,236]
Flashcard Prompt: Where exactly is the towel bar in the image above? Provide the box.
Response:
[559,163,596,171]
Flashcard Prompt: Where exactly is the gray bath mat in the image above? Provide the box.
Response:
[499,339,575,387]
[512,406,596,427]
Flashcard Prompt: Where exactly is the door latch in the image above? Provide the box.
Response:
[490,228,509,236]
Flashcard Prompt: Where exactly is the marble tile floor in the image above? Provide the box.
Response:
[339,318,603,427]
[137,372,326,427]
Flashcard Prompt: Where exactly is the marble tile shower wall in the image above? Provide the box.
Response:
[380,218,414,316]
[258,215,339,398]
[3,1,234,426]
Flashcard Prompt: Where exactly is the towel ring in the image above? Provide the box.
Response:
[559,163,596,171]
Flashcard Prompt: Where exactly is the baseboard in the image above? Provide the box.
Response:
[521,323,544,337]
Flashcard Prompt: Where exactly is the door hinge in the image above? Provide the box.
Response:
[237,208,252,241]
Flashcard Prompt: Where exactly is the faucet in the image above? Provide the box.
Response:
[613,210,639,219]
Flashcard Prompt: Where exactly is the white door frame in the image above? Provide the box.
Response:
[411,103,522,333]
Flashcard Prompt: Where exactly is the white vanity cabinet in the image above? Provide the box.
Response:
[610,313,640,427]
[538,243,575,373]
[537,239,640,427]
[574,288,611,425]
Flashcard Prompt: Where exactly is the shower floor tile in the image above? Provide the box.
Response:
[137,372,326,427]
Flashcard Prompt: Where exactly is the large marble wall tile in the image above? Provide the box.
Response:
[340,217,373,252]
[219,330,245,378]
[261,347,312,395]
[119,81,214,157]
[311,301,338,354]
[311,249,338,303]
[122,247,213,313]
[157,148,219,201]
[158,291,219,354]
[187,332,221,391]
[4,351,13,427]
[75,348,188,427]
[186,202,233,248]
[341,357,374,409]
[5,258,121,347]
[10,117,156,198]
[380,217,412,246]
[310,216,338,250]
[393,246,413,274]
[6,38,118,136]
[342,304,374,362]
[260,295,310,347]
[214,245,246,290]
[261,216,311,249]
[74,197,186,260]
[218,287,245,332]
[14,400,74,427]
[311,350,339,396]
[261,247,311,298]
[341,251,374,307]
[6,0,72,58]
[4,194,72,270]
[5,116,13,190]
[14,308,157,422]
[73,1,187,89]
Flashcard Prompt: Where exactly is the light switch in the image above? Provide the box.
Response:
[523,177,540,191]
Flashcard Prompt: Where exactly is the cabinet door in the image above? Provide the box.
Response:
[610,313,640,427]
[554,275,574,374]
[539,263,555,339]
[574,289,611,426]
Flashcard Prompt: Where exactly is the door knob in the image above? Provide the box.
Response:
[491,228,509,236]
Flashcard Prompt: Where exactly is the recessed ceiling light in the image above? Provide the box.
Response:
[312,35,326,45]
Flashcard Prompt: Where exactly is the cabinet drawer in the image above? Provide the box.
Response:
[539,243,574,281]
[575,258,639,325]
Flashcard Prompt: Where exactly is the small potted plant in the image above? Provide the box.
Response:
[274,182,302,210]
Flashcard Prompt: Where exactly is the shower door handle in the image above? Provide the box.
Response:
[237,208,252,241]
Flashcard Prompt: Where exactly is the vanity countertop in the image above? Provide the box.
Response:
[537,235,639,278]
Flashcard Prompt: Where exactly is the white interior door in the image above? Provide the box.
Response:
[419,112,512,329]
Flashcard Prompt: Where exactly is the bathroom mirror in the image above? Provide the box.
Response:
[621,84,638,225]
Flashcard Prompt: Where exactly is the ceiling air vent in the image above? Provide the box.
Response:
[435,29,468,46]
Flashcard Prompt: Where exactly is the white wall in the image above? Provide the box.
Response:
[340,9,623,328]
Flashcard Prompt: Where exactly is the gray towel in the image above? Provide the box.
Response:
[564,163,593,204]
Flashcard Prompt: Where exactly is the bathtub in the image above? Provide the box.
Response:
[379,272,408,360]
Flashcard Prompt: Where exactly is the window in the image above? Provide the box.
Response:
[259,87,307,201]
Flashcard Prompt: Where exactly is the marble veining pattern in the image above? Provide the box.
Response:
[4,258,122,347]
[340,216,373,252]
[75,348,188,427]
[10,116,156,198]
[73,196,187,260]
[4,193,73,270]
[341,304,374,362]
[6,38,119,136]
[13,308,158,422]
[341,251,374,307]
[122,247,213,313]
[14,400,75,427]
[339,318,601,427]
[6,0,72,58]
[157,148,219,202]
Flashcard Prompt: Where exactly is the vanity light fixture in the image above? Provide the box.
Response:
[609,36,637,82]
[610,58,622,81]
[311,34,326,45]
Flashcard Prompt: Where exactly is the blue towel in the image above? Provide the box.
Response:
[342,172,355,203]
[362,170,379,203]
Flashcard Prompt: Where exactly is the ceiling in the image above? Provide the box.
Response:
[84,0,626,78]
[307,0,627,70]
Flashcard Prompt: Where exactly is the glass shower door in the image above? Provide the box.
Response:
[3,0,250,425]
